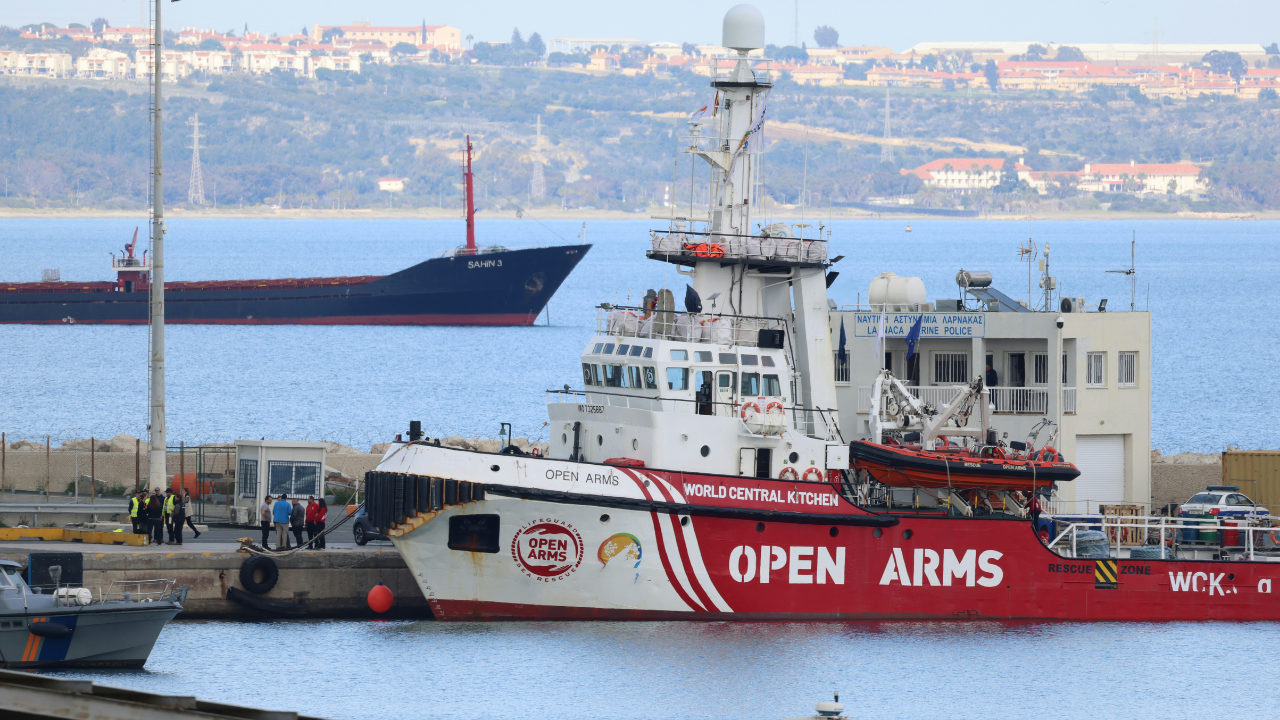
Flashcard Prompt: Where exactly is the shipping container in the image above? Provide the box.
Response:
[1222,451,1280,513]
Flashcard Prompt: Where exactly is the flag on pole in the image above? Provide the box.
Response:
[905,314,924,359]
[837,318,848,366]
[873,311,886,363]
[727,99,767,177]
[689,92,719,122]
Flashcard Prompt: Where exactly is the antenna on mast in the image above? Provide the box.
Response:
[1018,219,1038,309]
[1106,232,1137,311]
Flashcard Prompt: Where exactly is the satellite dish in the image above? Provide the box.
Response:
[722,4,765,53]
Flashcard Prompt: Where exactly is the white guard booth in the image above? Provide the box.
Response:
[231,441,328,525]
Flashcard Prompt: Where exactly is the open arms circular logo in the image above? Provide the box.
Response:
[511,519,584,581]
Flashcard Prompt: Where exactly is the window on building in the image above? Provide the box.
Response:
[1118,351,1136,387]
[666,367,689,390]
[763,374,782,396]
[238,459,258,498]
[761,356,776,367]
[1086,352,1105,387]
[933,352,969,384]
[603,364,624,387]
[1062,353,1068,385]
[741,373,761,395]
[741,354,759,366]
[1034,353,1048,385]
[268,460,320,497]
[629,345,643,357]
[670,349,688,361]
[834,350,850,384]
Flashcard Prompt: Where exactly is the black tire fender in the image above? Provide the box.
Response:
[239,555,279,595]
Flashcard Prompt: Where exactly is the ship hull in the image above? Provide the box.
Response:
[378,447,1280,622]
[0,245,589,326]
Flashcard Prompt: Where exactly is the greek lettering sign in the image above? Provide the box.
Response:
[851,313,985,339]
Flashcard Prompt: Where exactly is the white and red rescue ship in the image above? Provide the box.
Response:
[366,5,1280,622]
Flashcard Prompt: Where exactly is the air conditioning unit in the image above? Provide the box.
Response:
[1060,297,1088,313]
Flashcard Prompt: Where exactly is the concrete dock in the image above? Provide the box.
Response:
[0,538,431,619]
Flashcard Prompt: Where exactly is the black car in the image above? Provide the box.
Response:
[351,505,386,546]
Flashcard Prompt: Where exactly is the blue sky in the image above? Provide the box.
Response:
[6,0,1278,51]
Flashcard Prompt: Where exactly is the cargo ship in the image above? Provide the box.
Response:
[360,6,1280,622]
[0,137,589,325]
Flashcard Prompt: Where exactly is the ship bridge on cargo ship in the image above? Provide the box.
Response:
[111,229,150,293]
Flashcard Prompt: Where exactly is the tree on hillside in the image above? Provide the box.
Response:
[1265,43,1278,55]
[528,32,545,57]
[766,44,808,64]
[510,28,525,50]
[1261,88,1279,102]
[1203,50,1246,80]
[1023,43,1048,60]
[321,27,344,43]
[813,25,839,48]
[921,54,938,70]
[681,42,700,57]
[984,59,999,90]
[1055,46,1086,62]
[392,42,419,56]
[198,38,225,51]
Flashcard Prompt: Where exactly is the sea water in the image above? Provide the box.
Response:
[47,618,1280,719]
[0,218,1276,452]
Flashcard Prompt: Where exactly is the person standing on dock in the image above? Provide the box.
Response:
[260,494,274,549]
[313,498,327,550]
[273,494,292,550]
[290,497,305,549]
[163,489,178,544]
[129,491,144,535]
[305,495,318,547]
[169,491,186,545]
[147,490,165,546]
[181,489,201,539]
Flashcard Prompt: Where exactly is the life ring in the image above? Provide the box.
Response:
[765,400,785,416]
[779,467,799,481]
[740,401,762,420]
[1039,446,1058,462]
[531,447,541,458]
[1270,528,1280,546]
[239,555,279,595]
[802,467,824,482]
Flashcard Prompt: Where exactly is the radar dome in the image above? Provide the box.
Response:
[722,4,765,52]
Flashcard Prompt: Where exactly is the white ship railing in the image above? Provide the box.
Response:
[856,385,1061,415]
[650,231,829,265]
[1043,513,1279,561]
[546,389,842,442]
[437,244,541,258]
[598,305,787,348]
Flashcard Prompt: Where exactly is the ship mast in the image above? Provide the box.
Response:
[464,135,476,253]
[148,0,167,492]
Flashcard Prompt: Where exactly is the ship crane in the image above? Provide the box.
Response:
[867,370,990,448]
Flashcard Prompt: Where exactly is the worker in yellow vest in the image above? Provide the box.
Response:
[129,492,143,535]
[163,489,177,545]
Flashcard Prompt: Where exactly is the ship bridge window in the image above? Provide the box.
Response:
[741,354,759,366]
[718,373,736,389]
[593,343,604,354]
[629,345,644,357]
[741,373,761,395]
[761,356,776,367]
[627,366,643,388]
[666,367,689,390]
[670,349,688,361]
[719,353,737,365]
[618,344,631,355]
[695,351,713,363]
[604,364,625,387]
[642,366,658,389]
[643,347,654,358]
[604,343,615,354]
[582,363,602,387]
[763,374,781,396]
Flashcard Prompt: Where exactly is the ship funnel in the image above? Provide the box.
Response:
[722,4,765,53]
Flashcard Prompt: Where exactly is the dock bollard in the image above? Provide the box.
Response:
[368,583,393,613]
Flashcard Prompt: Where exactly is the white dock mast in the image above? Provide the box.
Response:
[148,0,168,491]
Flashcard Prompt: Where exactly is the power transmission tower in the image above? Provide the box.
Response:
[880,88,892,163]
[187,113,206,205]
[530,115,546,199]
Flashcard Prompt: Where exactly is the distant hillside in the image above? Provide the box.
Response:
[1,64,1278,213]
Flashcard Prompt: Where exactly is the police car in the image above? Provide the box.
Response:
[1178,486,1270,518]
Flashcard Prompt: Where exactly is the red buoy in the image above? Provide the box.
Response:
[367,583,393,613]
